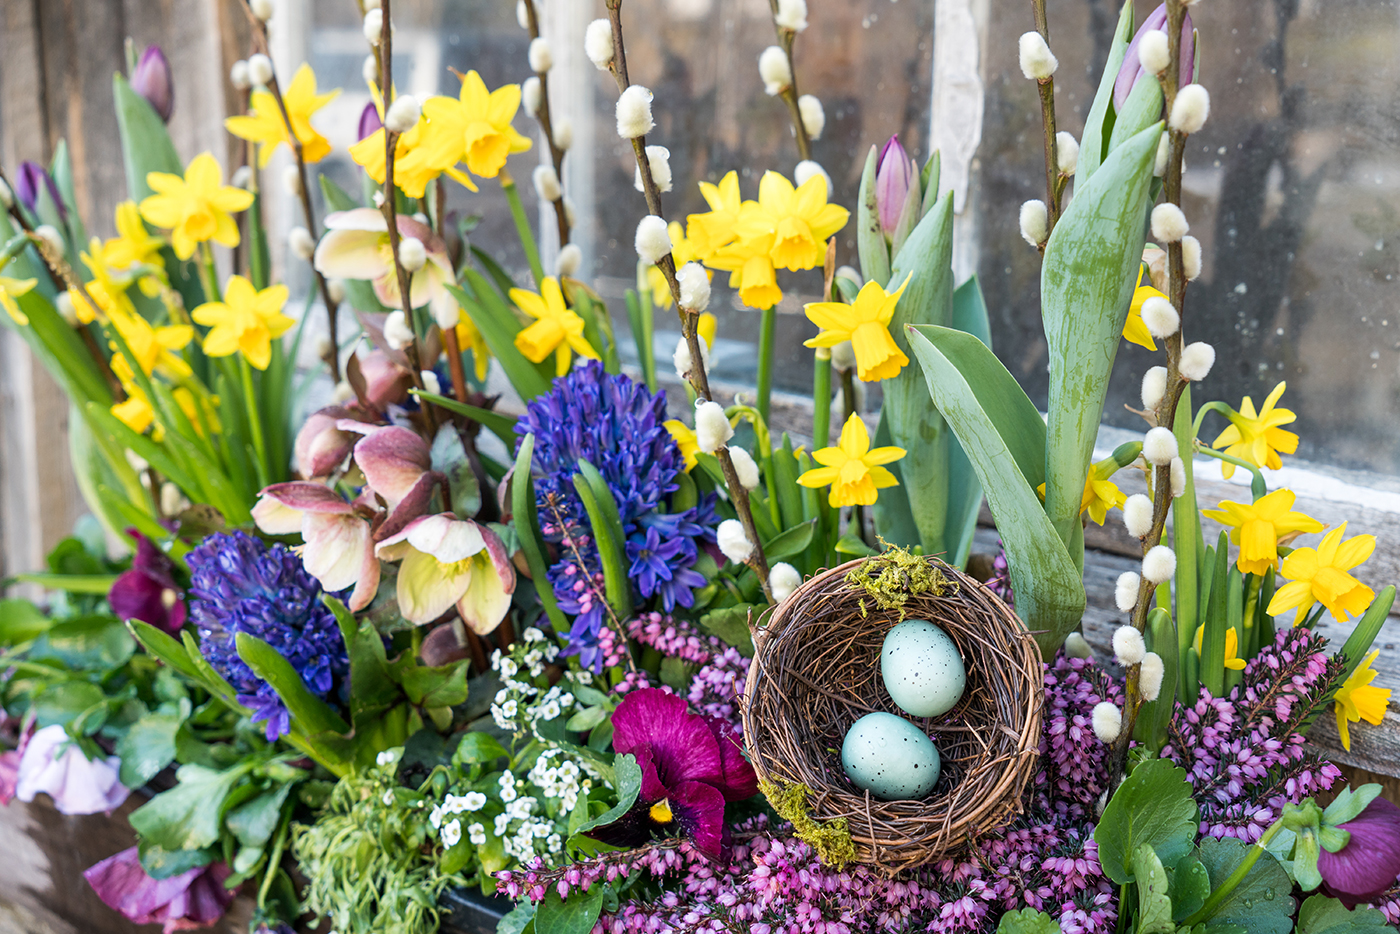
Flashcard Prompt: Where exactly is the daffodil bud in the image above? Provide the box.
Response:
[775,0,808,31]
[831,341,857,372]
[533,165,562,202]
[231,165,253,190]
[1142,544,1176,584]
[282,165,302,197]
[398,236,427,272]
[384,95,421,133]
[362,54,379,87]
[1143,426,1177,466]
[616,85,654,138]
[1170,456,1186,498]
[1113,625,1147,667]
[1141,366,1167,409]
[634,215,671,265]
[1182,235,1202,280]
[634,145,672,193]
[1019,199,1049,246]
[1055,131,1079,177]
[363,9,385,44]
[798,94,825,140]
[1150,203,1188,243]
[1179,341,1215,381]
[420,369,441,396]
[769,562,802,602]
[247,53,274,88]
[1064,632,1094,659]
[55,290,78,326]
[1123,494,1154,539]
[522,76,542,116]
[251,0,274,21]
[717,519,754,564]
[1170,84,1211,135]
[794,160,832,193]
[1154,133,1170,177]
[528,37,553,73]
[1091,702,1122,742]
[1140,652,1165,701]
[432,301,460,331]
[556,243,582,277]
[230,59,251,90]
[730,447,761,490]
[758,46,792,96]
[1115,572,1141,612]
[677,262,711,312]
[383,310,414,351]
[289,226,315,261]
[1141,296,1179,338]
[1138,29,1170,75]
[552,117,573,151]
[585,19,614,70]
[695,399,733,452]
[1018,31,1058,80]
[673,334,709,381]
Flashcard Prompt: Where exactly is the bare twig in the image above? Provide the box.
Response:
[519,1,572,247]
[765,0,812,162]
[1032,0,1062,235]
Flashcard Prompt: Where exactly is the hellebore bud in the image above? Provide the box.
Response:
[132,45,174,123]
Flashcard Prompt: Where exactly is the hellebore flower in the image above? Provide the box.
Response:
[351,425,441,535]
[875,135,915,237]
[132,45,174,122]
[294,407,359,478]
[1318,794,1400,906]
[588,688,757,861]
[252,482,380,612]
[1113,4,1194,113]
[225,63,338,167]
[1211,381,1300,479]
[1266,523,1377,623]
[802,273,912,382]
[14,725,129,815]
[84,847,236,934]
[375,513,516,631]
[109,530,187,635]
[139,152,254,260]
[1201,489,1324,577]
[313,208,456,324]
[356,350,416,409]
[15,161,65,221]
[191,275,295,370]
[798,413,905,507]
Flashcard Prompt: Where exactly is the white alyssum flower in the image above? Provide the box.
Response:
[758,46,792,96]
[1123,494,1154,539]
[441,818,463,847]
[383,310,415,351]
[376,750,398,766]
[1170,84,1211,134]
[634,215,671,265]
[798,94,825,140]
[1143,426,1177,466]
[585,19,614,70]
[468,823,488,846]
[695,399,733,452]
[419,369,441,396]
[552,118,573,151]
[397,236,427,272]
[529,37,553,73]
[556,243,582,277]
[1141,366,1168,409]
[717,519,754,564]
[1056,132,1079,176]
[1170,457,1186,498]
[1179,342,1215,381]
[362,10,385,44]
[522,76,542,116]
[1182,235,1202,280]
[769,563,802,602]
[462,791,488,811]
[1150,203,1189,243]
[1091,702,1122,743]
[1018,31,1058,80]
[1142,545,1177,584]
[1139,29,1170,75]
[1020,199,1048,246]
[288,226,316,261]
[382,790,395,805]
[677,262,711,312]
[1154,132,1171,177]
[1115,571,1141,612]
[230,60,251,91]
[793,160,832,192]
[533,164,562,202]
[1113,625,1147,667]
[634,145,673,193]
[730,447,761,490]
[1064,632,1094,660]
[616,85,654,138]
[775,0,808,31]
[247,54,274,88]
[673,334,709,381]
[385,95,421,134]
[1141,296,1179,338]
[1140,652,1165,701]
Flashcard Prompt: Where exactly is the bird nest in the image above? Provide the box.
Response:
[741,552,1043,874]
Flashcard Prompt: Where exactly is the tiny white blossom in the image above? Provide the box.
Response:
[469,822,488,845]
[441,819,462,847]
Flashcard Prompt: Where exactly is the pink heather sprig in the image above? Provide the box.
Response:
[626,611,724,665]
[688,646,750,726]
[595,624,630,670]
[611,669,654,697]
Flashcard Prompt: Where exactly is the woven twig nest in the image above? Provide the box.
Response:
[741,554,1043,874]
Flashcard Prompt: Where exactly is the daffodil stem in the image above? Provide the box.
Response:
[199,242,222,303]
[1197,446,1269,499]
[757,306,776,423]
[500,170,545,290]
[256,808,290,910]
[1192,400,1235,438]
[239,354,270,487]
[812,350,832,447]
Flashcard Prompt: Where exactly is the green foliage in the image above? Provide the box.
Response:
[1095,758,1199,884]
[1195,837,1295,934]
[760,780,856,870]
[844,545,948,619]
[130,761,256,851]
[1296,895,1395,934]
[535,882,607,934]
[573,754,641,835]
[996,908,1061,934]
[1133,843,1175,934]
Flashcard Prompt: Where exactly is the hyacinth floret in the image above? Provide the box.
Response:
[187,530,349,739]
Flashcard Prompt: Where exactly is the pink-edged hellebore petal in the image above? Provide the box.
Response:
[455,525,515,634]
[301,511,374,594]
[295,408,358,478]
[84,846,235,934]
[403,512,487,562]
[355,425,433,509]
[15,724,129,815]
[356,350,415,409]
[393,547,473,624]
[252,481,354,535]
[250,496,302,535]
[611,688,724,790]
[313,208,390,281]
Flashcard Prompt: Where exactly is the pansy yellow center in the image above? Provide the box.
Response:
[649,799,674,824]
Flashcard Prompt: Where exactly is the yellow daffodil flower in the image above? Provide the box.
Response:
[1192,624,1247,670]
[647,222,711,309]
[430,70,532,182]
[107,307,193,379]
[698,312,717,351]
[686,171,743,259]
[664,419,700,471]
[139,153,254,260]
[1266,522,1376,623]
[733,171,849,271]
[803,273,912,382]
[798,413,905,507]
[707,244,783,310]
[1331,649,1390,750]
[0,276,36,326]
[1201,489,1324,576]
[226,64,338,167]
[109,355,205,440]
[511,276,598,376]
[352,105,458,199]
[99,201,166,288]
[1124,277,1165,351]
[453,312,493,382]
[75,240,143,325]
[191,276,294,370]
[1211,382,1299,479]
[1036,458,1128,526]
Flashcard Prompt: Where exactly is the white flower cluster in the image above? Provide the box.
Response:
[488,630,575,736]
[490,774,563,860]
[428,790,489,834]
[529,748,595,813]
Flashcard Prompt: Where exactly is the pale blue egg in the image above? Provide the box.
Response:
[840,712,941,800]
[881,619,966,718]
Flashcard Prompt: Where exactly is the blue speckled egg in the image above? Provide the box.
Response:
[840,712,941,800]
[881,619,966,718]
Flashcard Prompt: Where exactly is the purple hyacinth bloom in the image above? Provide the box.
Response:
[186,531,349,740]
[15,161,65,222]
[132,45,174,122]
[358,101,383,142]
[626,527,687,596]
[875,135,913,236]
[1113,4,1195,113]
[108,530,186,635]
[1319,796,1400,907]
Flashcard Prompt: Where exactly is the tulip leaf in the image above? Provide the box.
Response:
[235,632,351,737]
[1195,837,1295,934]
[112,73,181,200]
[906,325,1084,653]
[1296,895,1394,934]
[1077,0,1137,183]
[1094,758,1198,885]
[1337,584,1395,682]
[448,278,551,400]
[855,144,890,289]
[511,435,568,632]
[573,459,633,621]
[1040,120,1162,548]
[943,275,992,569]
[1107,66,1165,155]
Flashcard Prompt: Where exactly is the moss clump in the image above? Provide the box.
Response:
[761,779,857,870]
[845,546,950,618]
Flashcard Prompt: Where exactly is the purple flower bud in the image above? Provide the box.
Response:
[358,102,383,142]
[1319,796,1400,907]
[132,45,174,122]
[15,161,65,222]
[1113,4,1194,113]
[875,136,913,236]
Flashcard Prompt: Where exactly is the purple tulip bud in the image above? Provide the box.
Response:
[875,135,913,236]
[358,102,383,142]
[15,161,66,222]
[132,46,174,122]
[1318,796,1400,907]
[1113,4,1194,113]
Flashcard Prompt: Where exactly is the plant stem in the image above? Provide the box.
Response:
[1184,820,1284,926]
[199,241,222,303]
[239,354,270,485]
[501,169,545,289]
[519,0,572,248]
[757,305,776,422]
[812,348,831,447]
[1031,0,1062,233]
[764,0,812,162]
[257,808,291,909]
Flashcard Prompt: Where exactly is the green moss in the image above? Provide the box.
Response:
[761,779,857,870]
[844,545,950,619]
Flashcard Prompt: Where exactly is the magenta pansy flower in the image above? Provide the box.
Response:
[109,530,187,635]
[1319,795,1400,907]
[84,846,236,933]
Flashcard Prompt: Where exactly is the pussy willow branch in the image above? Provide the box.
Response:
[239,1,342,380]
[1032,0,1062,235]
[764,0,812,163]
[1110,0,1193,779]
[542,493,638,674]
[603,0,773,601]
[520,0,572,248]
